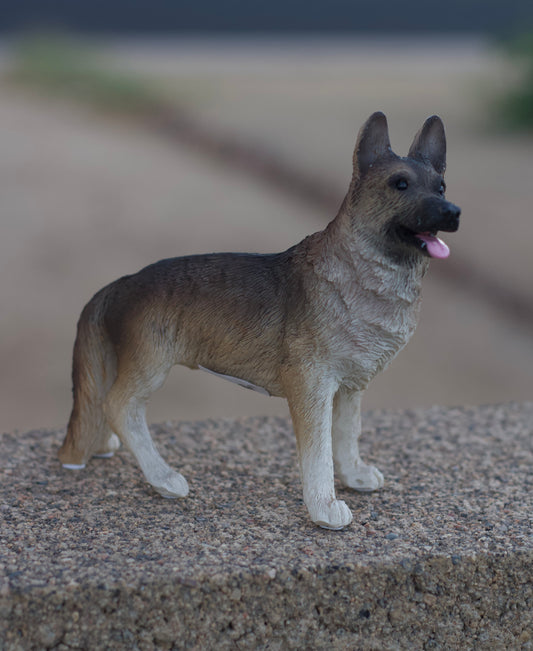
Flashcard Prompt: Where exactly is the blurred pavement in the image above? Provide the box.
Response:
[1,37,532,433]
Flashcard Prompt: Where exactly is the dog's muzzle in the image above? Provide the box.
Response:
[424,197,461,233]
[439,201,461,232]
[410,197,461,259]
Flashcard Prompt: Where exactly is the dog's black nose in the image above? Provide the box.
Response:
[444,202,461,219]
[442,201,461,232]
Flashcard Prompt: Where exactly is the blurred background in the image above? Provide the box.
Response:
[1,1,533,433]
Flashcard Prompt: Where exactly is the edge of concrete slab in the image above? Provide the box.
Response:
[1,402,532,649]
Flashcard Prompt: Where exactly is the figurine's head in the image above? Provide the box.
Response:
[346,112,460,262]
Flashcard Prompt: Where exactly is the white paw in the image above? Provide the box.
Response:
[152,471,189,499]
[93,433,121,458]
[62,463,86,470]
[308,497,353,530]
[340,462,384,492]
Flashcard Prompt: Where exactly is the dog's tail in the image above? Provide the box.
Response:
[58,285,118,468]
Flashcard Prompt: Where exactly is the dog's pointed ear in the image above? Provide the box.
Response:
[353,112,393,179]
[408,115,446,174]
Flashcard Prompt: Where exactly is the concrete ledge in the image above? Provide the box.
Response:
[1,403,532,650]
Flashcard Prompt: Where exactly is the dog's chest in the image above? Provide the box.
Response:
[317,260,424,385]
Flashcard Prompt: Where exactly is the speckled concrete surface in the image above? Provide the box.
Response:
[1,403,532,649]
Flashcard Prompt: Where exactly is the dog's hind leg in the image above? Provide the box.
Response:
[332,387,384,492]
[284,371,353,530]
[103,354,189,499]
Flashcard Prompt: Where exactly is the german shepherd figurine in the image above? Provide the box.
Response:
[59,112,460,530]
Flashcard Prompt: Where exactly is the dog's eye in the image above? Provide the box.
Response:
[395,179,409,191]
[439,182,446,195]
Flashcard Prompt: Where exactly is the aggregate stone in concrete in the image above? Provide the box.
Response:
[1,403,532,650]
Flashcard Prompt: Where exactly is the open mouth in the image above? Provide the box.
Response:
[413,232,450,259]
[395,226,450,259]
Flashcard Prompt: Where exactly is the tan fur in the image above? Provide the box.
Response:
[59,113,460,529]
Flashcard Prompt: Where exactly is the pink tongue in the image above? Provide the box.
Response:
[415,233,450,259]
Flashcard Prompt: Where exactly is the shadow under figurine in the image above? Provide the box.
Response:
[59,112,460,530]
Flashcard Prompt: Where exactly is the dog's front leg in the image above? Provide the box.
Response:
[284,374,352,530]
[332,387,384,492]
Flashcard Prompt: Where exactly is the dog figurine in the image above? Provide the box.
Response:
[59,112,460,530]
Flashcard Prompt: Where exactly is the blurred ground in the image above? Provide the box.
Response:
[1,36,532,433]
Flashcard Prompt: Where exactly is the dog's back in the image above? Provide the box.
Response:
[104,251,296,392]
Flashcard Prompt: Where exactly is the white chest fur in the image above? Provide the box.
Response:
[315,247,426,388]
